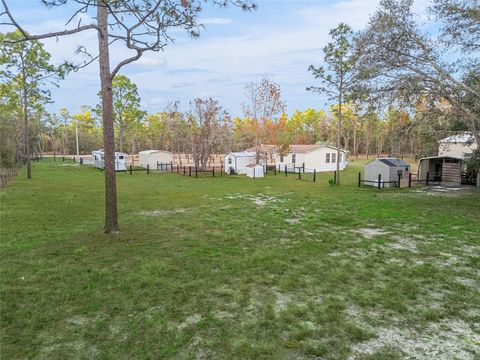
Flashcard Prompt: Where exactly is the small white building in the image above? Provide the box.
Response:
[139,150,173,170]
[438,133,477,159]
[91,149,127,171]
[364,158,411,188]
[224,152,257,174]
[246,164,264,178]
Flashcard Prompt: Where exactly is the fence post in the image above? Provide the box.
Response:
[303,163,305,173]
[171,161,173,173]
[426,172,430,186]
[298,168,301,180]
[73,156,75,163]
[274,166,277,176]
[213,166,215,177]
[80,157,83,165]
[177,164,179,173]
[278,164,281,174]
[195,167,198,178]
[129,165,133,175]
[285,164,287,177]
[147,164,150,174]
[358,172,361,188]
[398,173,401,188]
[157,161,159,170]
[409,172,412,188]
[314,169,316,182]
[378,174,381,189]
[189,166,192,177]
[334,171,337,185]
[62,156,65,162]
[183,166,186,175]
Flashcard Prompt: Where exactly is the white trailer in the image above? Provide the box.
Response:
[91,150,127,171]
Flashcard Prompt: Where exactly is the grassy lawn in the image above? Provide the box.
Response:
[1,159,479,359]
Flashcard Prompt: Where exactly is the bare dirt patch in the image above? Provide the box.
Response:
[349,318,480,359]
[139,208,189,216]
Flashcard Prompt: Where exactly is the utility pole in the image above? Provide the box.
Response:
[75,119,80,157]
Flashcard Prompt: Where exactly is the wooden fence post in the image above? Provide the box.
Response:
[409,172,412,188]
[334,171,337,185]
[189,166,192,177]
[157,161,159,170]
[129,165,133,175]
[303,163,305,173]
[274,166,277,176]
[298,168,301,180]
[213,166,215,177]
[314,169,316,182]
[285,164,287,177]
[358,172,361,188]
[147,164,150,174]
[278,164,281,174]
[378,174,381,189]
[426,172,430,186]
[171,161,173,172]
[195,167,198,178]
[183,166,186,175]
[398,173,401,188]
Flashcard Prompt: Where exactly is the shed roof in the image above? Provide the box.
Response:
[227,151,256,157]
[377,158,409,167]
[438,133,475,144]
[139,150,171,155]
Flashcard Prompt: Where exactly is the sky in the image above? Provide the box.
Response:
[1,0,429,117]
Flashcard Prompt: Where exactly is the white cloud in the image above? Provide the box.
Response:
[199,17,233,25]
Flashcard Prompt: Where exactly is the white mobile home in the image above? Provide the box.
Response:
[438,133,477,159]
[364,158,410,188]
[139,150,174,170]
[282,145,348,172]
[224,152,257,174]
[91,150,127,171]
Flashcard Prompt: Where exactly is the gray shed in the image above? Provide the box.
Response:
[364,158,411,188]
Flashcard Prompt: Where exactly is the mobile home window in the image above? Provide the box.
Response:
[331,153,336,163]
[326,153,330,163]
[228,157,232,164]
[118,155,124,160]
[292,154,296,164]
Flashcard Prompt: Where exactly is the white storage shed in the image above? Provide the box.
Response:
[91,149,127,171]
[364,158,410,188]
[224,152,257,174]
[139,150,174,170]
[246,164,264,178]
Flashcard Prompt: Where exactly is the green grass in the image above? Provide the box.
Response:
[1,159,479,359]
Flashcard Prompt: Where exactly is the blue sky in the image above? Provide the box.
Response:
[2,0,429,117]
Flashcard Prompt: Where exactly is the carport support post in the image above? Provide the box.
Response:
[358,172,361,188]
[378,174,381,189]
[426,172,430,186]
[408,172,412,188]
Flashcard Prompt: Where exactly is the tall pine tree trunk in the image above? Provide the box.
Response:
[336,91,342,185]
[98,2,119,233]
